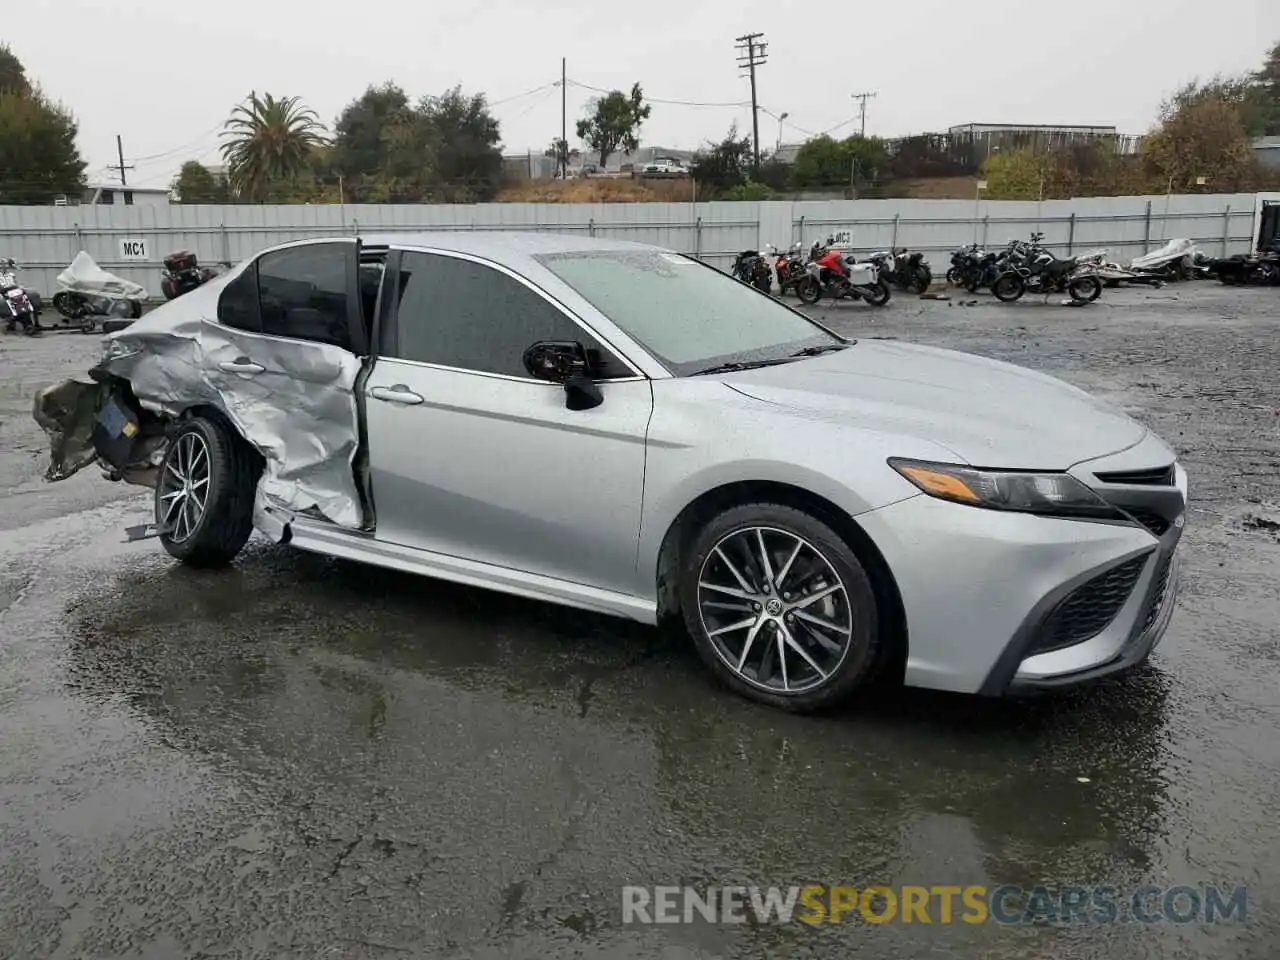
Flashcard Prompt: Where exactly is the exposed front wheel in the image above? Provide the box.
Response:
[1067,276,1102,303]
[863,281,892,306]
[992,274,1025,302]
[796,276,822,304]
[680,503,881,712]
[156,416,260,567]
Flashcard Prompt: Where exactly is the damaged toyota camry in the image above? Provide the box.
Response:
[33,233,1187,711]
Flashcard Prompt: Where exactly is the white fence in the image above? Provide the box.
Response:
[0,193,1263,298]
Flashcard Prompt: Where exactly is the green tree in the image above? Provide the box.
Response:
[325,82,502,201]
[0,43,30,95]
[417,86,503,201]
[1251,40,1280,135]
[170,160,230,203]
[980,149,1054,199]
[690,123,753,190]
[220,91,329,201]
[0,90,86,204]
[576,83,651,169]
[792,135,887,189]
[330,82,414,199]
[1143,95,1257,192]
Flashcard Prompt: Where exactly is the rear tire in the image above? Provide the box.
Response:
[678,502,881,712]
[796,276,821,304]
[156,416,260,568]
[906,267,931,294]
[992,273,1025,302]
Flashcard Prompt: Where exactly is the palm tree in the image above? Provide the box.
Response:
[220,92,328,200]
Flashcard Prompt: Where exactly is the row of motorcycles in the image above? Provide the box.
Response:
[946,234,1107,304]
[732,238,934,307]
[0,249,219,336]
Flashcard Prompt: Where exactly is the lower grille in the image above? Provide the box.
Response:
[1141,554,1174,634]
[1124,507,1173,537]
[1031,555,1148,655]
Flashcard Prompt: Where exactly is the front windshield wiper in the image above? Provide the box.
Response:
[789,342,852,358]
[689,358,796,376]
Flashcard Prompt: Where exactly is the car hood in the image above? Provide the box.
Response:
[720,339,1147,469]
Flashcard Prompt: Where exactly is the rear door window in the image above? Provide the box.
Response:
[256,244,353,350]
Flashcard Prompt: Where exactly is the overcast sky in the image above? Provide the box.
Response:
[16,0,1279,188]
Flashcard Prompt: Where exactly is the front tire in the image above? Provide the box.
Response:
[1067,276,1102,303]
[156,416,259,567]
[796,276,821,304]
[863,280,891,306]
[679,503,881,712]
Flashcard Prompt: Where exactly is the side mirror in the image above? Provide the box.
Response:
[522,340,603,411]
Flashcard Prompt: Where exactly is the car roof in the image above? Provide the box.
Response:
[356,231,667,263]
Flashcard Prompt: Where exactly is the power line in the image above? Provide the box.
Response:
[566,78,748,108]
[487,82,558,108]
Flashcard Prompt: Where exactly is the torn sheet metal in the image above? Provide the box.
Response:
[36,261,366,531]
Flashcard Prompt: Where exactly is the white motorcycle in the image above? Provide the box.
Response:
[0,258,40,335]
[51,251,146,333]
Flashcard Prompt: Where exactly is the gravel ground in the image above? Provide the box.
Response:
[0,282,1278,959]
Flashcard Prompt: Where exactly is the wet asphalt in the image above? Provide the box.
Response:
[0,283,1278,959]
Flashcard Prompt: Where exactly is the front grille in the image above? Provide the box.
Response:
[1095,465,1175,486]
[1141,554,1174,634]
[1031,555,1148,655]
[1124,508,1173,537]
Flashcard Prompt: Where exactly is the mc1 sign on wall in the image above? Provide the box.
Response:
[118,238,149,260]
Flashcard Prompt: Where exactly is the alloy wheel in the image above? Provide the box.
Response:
[158,431,211,543]
[696,526,854,695]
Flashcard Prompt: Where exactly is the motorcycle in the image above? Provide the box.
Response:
[869,248,932,294]
[731,249,773,293]
[766,242,807,297]
[947,244,1005,292]
[0,258,40,335]
[1208,246,1280,286]
[51,251,146,333]
[160,250,217,300]
[795,245,891,306]
[1127,238,1203,282]
[1073,249,1166,288]
[990,238,1103,304]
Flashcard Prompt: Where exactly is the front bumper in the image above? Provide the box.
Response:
[856,446,1186,696]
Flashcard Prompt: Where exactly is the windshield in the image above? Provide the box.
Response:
[535,250,843,375]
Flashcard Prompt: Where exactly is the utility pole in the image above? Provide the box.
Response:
[850,91,877,139]
[560,56,567,179]
[735,32,767,175]
[107,134,135,186]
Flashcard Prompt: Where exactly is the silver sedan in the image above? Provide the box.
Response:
[35,233,1187,711]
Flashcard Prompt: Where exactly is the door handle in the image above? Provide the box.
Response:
[370,384,424,405]
[218,357,265,375]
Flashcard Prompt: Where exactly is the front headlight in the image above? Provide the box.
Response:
[888,458,1123,520]
[102,338,142,362]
